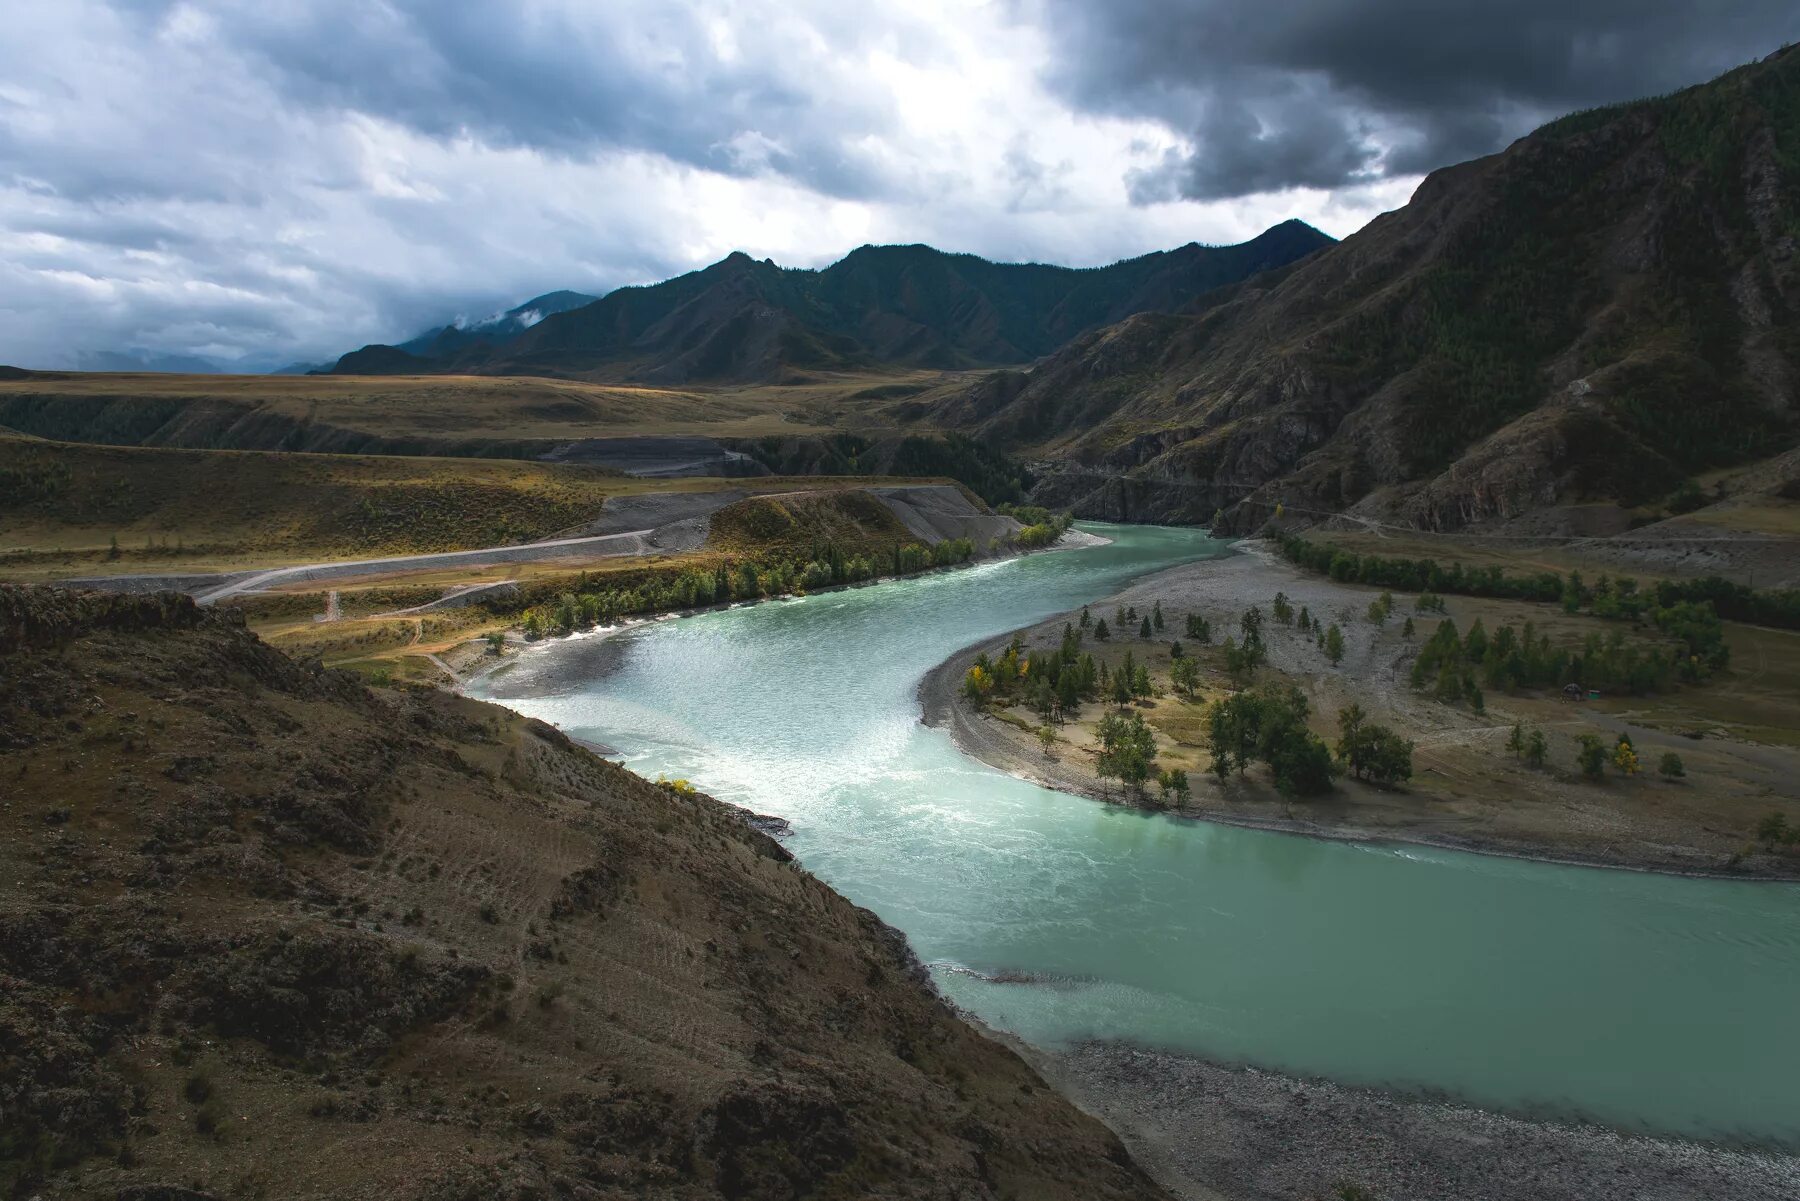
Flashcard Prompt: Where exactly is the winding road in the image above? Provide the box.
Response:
[191,527,661,605]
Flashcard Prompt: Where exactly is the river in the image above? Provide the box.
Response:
[468,522,1800,1148]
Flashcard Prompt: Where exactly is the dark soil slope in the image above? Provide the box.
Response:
[0,587,1169,1201]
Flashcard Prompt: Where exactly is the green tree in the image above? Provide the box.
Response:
[1095,618,1111,641]
[1272,592,1294,625]
[1170,656,1201,697]
[1222,636,1262,687]
[1204,683,1335,797]
[1335,705,1414,786]
[1575,734,1608,779]
[1658,751,1686,779]
[1157,766,1190,804]
[1756,811,1791,849]
[1139,616,1153,639]
[1152,600,1165,630]
[1037,725,1056,757]
[1185,613,1212,642]
[1324,624,1346,666]
[1524,728,1548,768]
[1080,605,1093,630]
[1096,710,1157,795]
[1402,616,1415,638]
[1505,722,1524,757]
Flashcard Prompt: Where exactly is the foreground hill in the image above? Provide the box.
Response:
[0,587,1168,1200]
[943,47,1800,533]
[328,222,1333,383]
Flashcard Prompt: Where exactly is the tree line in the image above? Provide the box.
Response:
[517,535,978,637]
[1276,532,1800,633]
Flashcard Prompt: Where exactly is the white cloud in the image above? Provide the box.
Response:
[0,0,1430,369]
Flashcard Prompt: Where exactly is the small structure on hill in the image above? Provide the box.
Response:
[1562,683,1584,702]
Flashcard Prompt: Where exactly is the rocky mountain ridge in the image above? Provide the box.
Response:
[941,46,1800,534]
[328,221,1333,384]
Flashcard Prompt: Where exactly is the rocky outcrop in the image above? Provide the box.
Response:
[948,47,1800,534]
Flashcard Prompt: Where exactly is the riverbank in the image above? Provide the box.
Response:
[1003,1037,1800,1201]
[447,523,1800,1196]
[919,541,1800,880]
[453,527,1114,691]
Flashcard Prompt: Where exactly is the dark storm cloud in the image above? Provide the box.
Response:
[139,0,913,201]
[1022,0,1800,200]
[6,0,1796,369]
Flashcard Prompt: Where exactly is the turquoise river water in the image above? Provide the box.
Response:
[470,522,1800,1147]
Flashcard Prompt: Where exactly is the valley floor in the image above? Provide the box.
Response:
[920,541,1800,880]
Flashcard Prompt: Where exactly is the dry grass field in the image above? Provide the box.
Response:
[0,434,946,579]
[0,367,969,446]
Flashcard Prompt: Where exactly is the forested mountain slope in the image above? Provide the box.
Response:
[328,221,1331,383]
[942,47,1800,532]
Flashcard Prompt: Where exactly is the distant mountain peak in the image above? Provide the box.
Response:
[321,221,1331,382]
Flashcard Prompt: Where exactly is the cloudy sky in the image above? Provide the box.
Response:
[2,1,1794,370]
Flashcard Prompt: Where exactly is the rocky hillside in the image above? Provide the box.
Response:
[0,587,1168,1200]
[328,222,1332,384]
[942,47,1800,533]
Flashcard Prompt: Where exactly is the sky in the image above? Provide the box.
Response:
[1,1,1795,370]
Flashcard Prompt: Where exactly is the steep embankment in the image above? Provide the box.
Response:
[943,47,1800,534]
[0,586,1168,1200]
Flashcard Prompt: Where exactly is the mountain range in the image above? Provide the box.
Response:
[937,45,1800,532]
[325,221,1334,382]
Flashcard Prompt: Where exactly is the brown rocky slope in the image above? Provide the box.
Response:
[0,586,1168,1201]
[940,46,1800,534]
